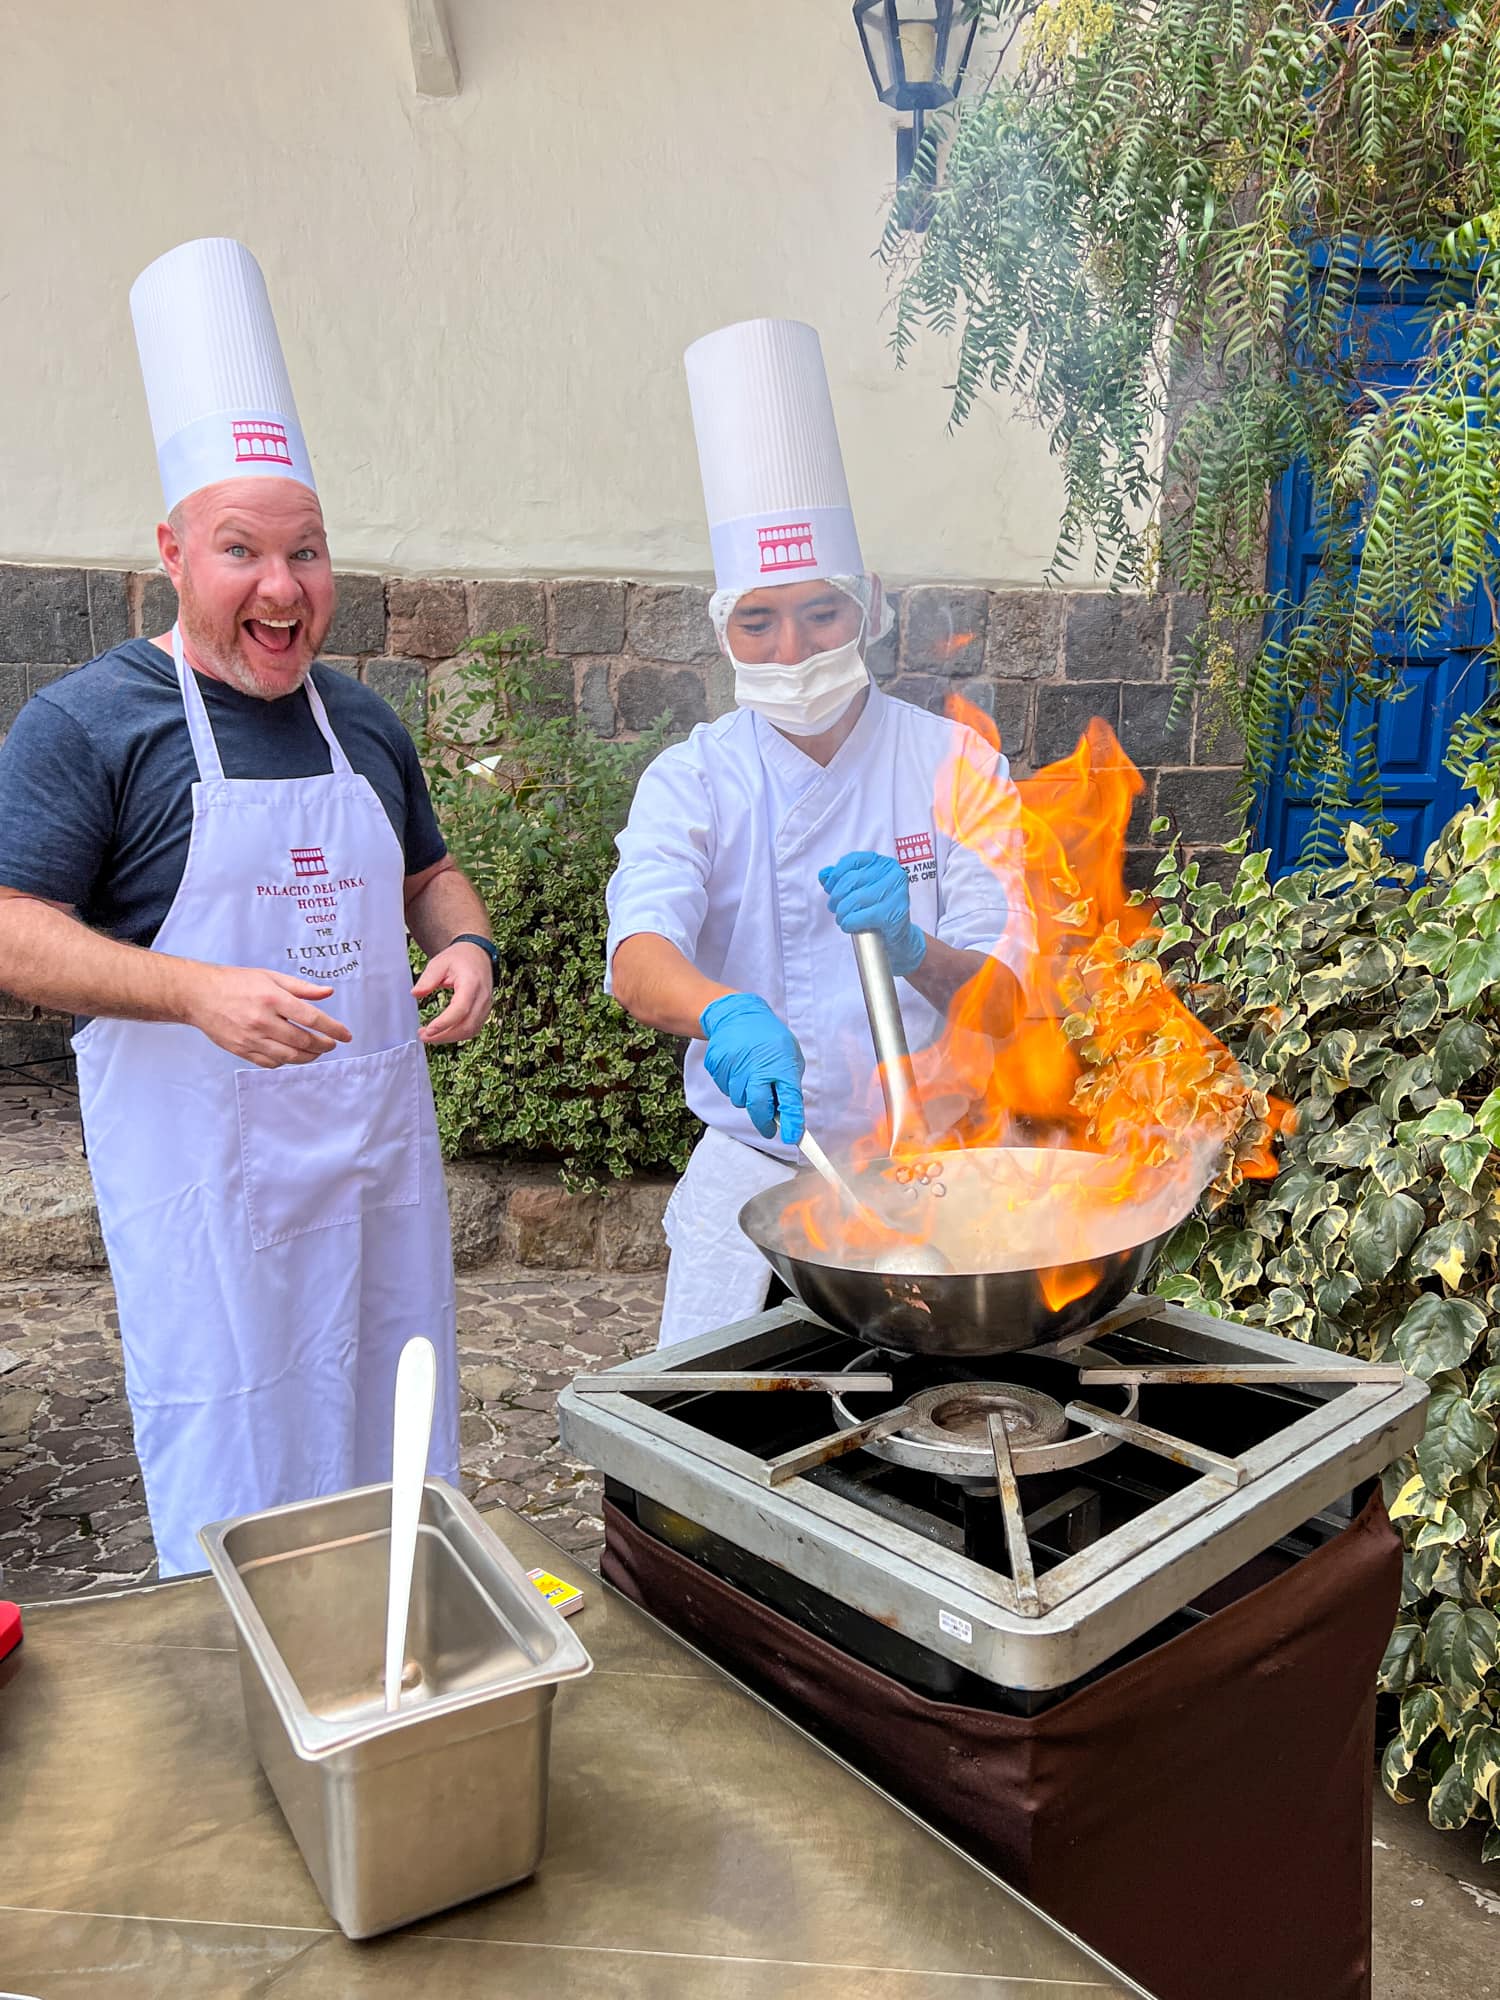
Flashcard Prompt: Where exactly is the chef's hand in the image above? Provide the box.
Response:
[700,992,806,1146]
[819,851,927,977]
[414,941,495,1045]
[184,965,353,1068]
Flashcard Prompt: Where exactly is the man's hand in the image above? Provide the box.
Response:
[819,850,927,977]
[414,941,495,1045]
[183,965,353,1068]
[701,992,805,1146]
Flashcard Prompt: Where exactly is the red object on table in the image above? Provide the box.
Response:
[0,1602,21,1662]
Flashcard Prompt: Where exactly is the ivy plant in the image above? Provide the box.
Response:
[888,0,1500,851]
[410,628,699,1189]
[1139,715,1500,1853]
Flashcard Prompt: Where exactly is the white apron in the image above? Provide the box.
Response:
[73,631,459,1575]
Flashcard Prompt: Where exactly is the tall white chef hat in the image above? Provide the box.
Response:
[685,318,862,596]
[130,238,316,515]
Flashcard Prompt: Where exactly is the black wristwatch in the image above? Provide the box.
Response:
[451,933,500,982]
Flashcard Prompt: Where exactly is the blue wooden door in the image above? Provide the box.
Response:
[1259,269,1493,872]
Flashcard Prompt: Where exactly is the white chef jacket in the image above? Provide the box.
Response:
[605,686,1031,1162]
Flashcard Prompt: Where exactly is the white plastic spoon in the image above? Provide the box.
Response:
[384,1334,437,1715]
[799,1131,953,1276]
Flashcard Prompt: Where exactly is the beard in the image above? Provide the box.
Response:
[175,566,326,700]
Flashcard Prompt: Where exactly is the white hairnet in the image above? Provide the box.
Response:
[708,574,895,654]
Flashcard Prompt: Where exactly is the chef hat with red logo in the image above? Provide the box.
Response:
[685,317,865,592]
[685,317,891,643]
[130,238,317,514]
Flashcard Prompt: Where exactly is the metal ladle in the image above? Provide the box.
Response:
[851,928,931,1157]
[797,1129,879,1225]
[796,926,955,1277]
[798,1129,952,1276]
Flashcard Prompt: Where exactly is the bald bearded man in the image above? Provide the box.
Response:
[0,240,493,1574]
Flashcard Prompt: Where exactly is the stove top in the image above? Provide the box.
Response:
[559,1295,1427,1693]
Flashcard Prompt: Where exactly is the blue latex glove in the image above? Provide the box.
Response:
[700,992,806,1146]
[818,850,928,978]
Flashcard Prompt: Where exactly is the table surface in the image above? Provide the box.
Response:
[0,1507,1150,1999]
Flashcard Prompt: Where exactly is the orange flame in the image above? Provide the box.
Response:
[784,697,1286,1280]
[938,693,1282,1164]
[1040,1259,1105,1311]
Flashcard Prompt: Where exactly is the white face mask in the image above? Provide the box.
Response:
[728,627,869,737]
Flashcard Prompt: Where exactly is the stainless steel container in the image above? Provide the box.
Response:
[199,1479,591,1939]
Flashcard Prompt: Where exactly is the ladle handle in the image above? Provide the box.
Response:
[799,1130,889,1236]
[851,928,929,1151]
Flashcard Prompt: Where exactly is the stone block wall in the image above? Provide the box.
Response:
[0,563,1244,891]
[0,991,68,1071]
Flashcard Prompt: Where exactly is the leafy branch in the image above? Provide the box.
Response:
[890,0,1500,852]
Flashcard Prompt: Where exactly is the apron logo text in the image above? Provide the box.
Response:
[284,936,364,977]
[258,874,367,927]
[257,875,366,897]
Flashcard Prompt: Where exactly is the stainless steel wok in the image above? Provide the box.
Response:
[738,1143,1201,1359]
[736,929,1209,1359]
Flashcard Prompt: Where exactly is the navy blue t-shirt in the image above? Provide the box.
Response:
[0,640,446,947]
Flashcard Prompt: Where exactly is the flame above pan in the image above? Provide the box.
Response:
[781,702,1286,1292]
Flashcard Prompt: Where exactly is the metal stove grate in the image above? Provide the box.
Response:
[564,1290,1424,1687]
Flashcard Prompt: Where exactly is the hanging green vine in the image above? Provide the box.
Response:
[888,0,1500,852]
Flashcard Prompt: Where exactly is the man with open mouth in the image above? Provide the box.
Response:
[0,238,496,1576]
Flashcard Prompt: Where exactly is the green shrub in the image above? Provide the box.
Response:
[1142,732,1500,1856]
[412,627,700,1188]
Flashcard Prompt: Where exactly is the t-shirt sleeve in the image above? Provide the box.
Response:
[935,736,1035,981]
[0,694,114,908]
[397,728,448,876]
[603,745,714,992]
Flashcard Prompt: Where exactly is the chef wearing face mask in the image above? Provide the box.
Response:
[606,318,1031,1348]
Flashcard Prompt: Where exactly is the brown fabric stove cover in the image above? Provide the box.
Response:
[603,1490,1401,2000]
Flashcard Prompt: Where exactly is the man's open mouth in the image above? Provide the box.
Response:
[243,616,302,656]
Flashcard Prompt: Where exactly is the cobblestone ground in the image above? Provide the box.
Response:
[0,1078,664,1599]
[0,1073,81,1171]
[1,1272,664,1600]
[0,1264,663,1600]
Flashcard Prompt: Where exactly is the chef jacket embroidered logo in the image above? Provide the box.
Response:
[896,831,937,883]
[232,418,293,467]
[290,847,329,877]
[757,522,817,575]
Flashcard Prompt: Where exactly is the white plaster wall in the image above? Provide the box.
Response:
[1,1,1067,583]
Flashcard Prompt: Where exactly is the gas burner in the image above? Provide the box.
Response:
[903,1382,1068,1453]
[829,1355,1138,1489]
